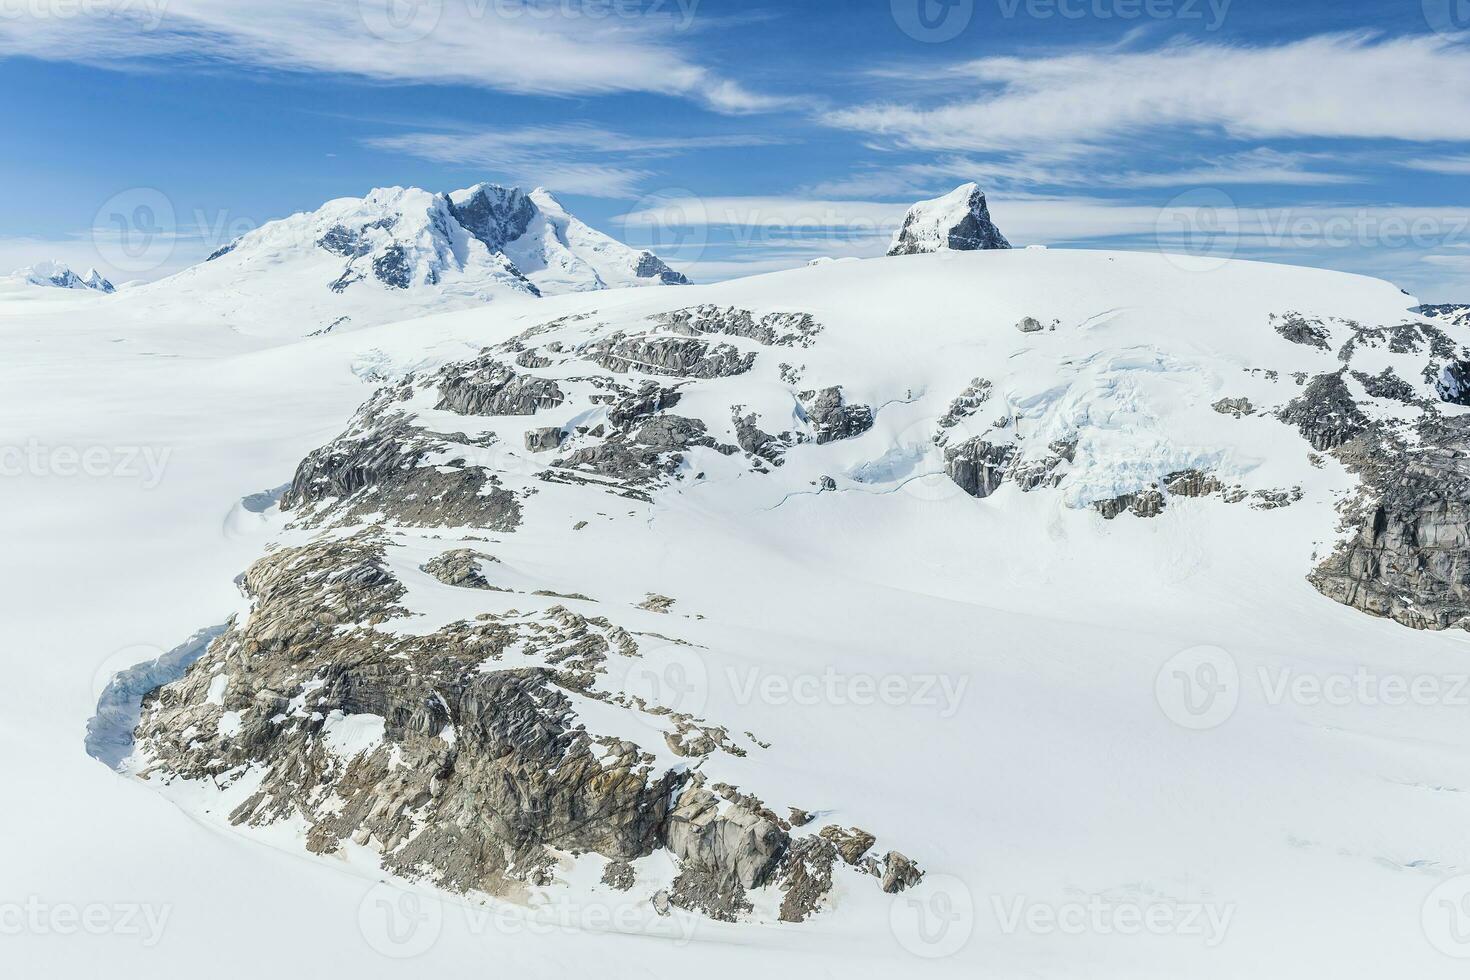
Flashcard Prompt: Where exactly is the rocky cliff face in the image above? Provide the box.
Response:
[126,301,918,925]
[888,182,1011,256]
[1288,316,1470,630]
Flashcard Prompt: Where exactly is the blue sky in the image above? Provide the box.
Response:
[1,0,1468,299]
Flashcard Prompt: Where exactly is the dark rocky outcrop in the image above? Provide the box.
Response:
[1271,312,1333,351]
[800,387,874,445]
[945,438,1015,499]
[733,412,792,465]
[588,335,756,380]
[555,415,734,487]
[281,391,521,531]
[653,306,820,348]
[607,381,683,429]
[371,244,415,289]
[1353,369,1419,404]
[421,549,500,589]
[130,529,916,920]
[1213,397,1255,417]
[1279,372,1370,451]
[633,252,690,285]
[524,426,565,452]
[1094,488,1167,520]
[936,378,993,433]
[1309,415,1470,631]
[436,357,565,416]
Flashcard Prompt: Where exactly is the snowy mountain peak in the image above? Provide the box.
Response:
[12,259,115,293]
[131,180,689,337]
[888,182,1012,256]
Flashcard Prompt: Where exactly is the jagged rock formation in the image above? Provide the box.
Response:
[1308,415,1470,631]
[125,301,922,925]
[652,306,821,348]
[887,182,1011,256]
[421,548,501,589]
[280,385,522,531]
[130,528,919,921]
[800,387,874,445]
[1280,372,1369,451]
[1271,311,1334,350]
[1281,316,1470,629]
[1254,315,1470,630]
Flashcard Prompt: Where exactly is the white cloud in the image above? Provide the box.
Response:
[826,33,1470,151]
[803,149,1357,202]
[365,124,782,197]
[618,196,907,234]
[1403,156,1470,176]
[0,0,792,114]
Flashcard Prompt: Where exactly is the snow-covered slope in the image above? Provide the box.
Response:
[113,183,686,338]
[11,259,115,292]
[887,182,1011,255]
[9,248,1470,979]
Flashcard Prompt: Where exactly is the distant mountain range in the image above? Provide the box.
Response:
[10,260,114,293]
[8,183,690,337]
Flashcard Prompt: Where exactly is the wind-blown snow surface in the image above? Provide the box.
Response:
[3,250,1470,978]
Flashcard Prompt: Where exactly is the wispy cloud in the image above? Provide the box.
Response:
[366,124,783,197]
[802,149,1358,201]
[0,0,795,114]
[826,33,1470,152]
[1402,155,1470,176]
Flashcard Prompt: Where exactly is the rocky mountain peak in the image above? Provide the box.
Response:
[134,179,691,337]
[887,182,1011,256]
[12,259,115,293]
